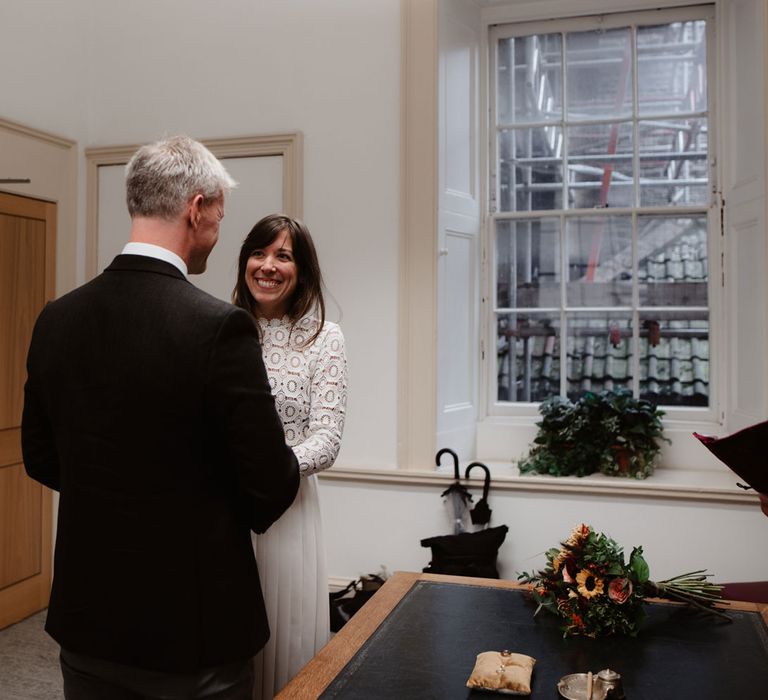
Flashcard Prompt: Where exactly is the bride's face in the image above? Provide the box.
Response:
[245,230,298,319]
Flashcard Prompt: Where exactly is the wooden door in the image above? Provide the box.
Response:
[0,191,56,629]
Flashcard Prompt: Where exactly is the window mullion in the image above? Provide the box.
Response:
[560,29,569,400]
[631,22,640,398]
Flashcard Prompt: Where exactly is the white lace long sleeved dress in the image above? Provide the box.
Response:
[252,315,347,700]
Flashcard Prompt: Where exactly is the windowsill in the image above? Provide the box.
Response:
[320,463,759,505]
[476,415,730,471]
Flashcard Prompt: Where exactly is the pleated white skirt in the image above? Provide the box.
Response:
[251,474,330,700]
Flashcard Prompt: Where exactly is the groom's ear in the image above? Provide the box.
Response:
[188,194,205,229]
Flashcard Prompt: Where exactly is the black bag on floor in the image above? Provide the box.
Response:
[421,524,509,579]
[329,573,385,632]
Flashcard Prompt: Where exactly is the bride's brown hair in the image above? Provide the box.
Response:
[232,213,326,345]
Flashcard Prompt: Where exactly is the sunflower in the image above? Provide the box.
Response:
[576,568,604,599]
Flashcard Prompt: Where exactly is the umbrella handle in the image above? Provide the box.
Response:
[436,447,460,480]
[465,461,491,500]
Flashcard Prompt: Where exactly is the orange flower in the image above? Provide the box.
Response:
[552,549,567,573]
[566,524,591,547]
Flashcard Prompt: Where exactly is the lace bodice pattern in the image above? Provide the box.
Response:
[258,315,347,476]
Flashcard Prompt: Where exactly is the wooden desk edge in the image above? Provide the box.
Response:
[275,571,419,699]
[275,571,768,699]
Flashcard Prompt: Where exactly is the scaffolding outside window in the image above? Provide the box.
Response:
[489,6,715,411]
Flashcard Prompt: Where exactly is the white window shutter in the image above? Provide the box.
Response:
[436,0,482,461]
[721,0,768,431]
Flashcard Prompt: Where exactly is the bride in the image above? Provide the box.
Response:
[232,213,348,699]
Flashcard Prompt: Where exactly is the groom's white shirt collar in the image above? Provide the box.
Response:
[121,242,188,278]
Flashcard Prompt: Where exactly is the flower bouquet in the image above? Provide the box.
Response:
[518,524,728,637]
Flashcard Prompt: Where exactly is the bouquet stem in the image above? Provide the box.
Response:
[645,571,731,621]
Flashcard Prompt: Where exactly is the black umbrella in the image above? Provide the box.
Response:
[422,450,508,579]
[436,447,473,535]
[465,461,492,526]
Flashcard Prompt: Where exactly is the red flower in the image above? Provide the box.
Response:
[607,577,633,604]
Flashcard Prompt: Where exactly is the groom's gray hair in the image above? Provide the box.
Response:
[125,135,237,220]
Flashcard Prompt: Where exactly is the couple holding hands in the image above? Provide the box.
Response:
[22,135,347,700]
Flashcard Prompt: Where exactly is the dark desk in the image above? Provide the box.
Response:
[277,572,768,699]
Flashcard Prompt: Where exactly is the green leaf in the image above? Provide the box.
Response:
[629,547,650,583]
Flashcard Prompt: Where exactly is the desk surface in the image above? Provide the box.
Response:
[277,572,768,700]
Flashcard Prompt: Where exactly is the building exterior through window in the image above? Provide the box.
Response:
[489,6,715,412]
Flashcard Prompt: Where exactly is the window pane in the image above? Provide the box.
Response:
[566,312,632,398]
[639,311,709,406]
[637,21,707,116]
[566,215,633,306]
[497,312,560,402]
[638,215,708,306]
[496,218,560,308]
[567,122,634,208]
[638,118,708,206]
[497,34,563,124]
[499,128,564,211]
[566,27,633,121]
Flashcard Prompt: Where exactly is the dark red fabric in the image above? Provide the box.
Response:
[719,581,768,604]
[694,419,768,494]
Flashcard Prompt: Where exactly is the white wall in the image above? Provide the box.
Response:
[321,478,768,584]
[86,0,402,470]
[0,0,91,292]
[0,1,90,139]
[1,0,402,470]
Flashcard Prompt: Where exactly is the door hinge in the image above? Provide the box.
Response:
[719,196,725,237]
[719,196,725,288]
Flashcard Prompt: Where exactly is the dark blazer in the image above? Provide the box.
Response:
[22,254,300,673]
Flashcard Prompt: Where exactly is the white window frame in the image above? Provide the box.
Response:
[483,6,721,430]
[470,0,768,474]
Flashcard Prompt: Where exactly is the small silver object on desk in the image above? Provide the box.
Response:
[558,668,625,699]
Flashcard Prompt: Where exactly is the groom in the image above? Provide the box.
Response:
[22,135,299,699]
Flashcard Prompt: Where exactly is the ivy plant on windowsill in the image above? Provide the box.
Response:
[517,390,670,480]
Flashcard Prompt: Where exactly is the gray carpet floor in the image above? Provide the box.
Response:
[0,610,63,700]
